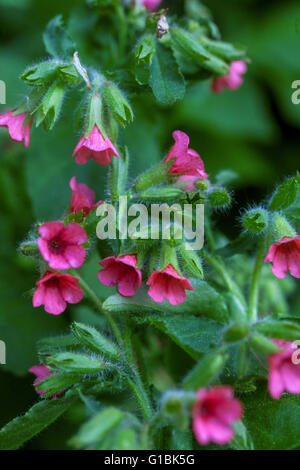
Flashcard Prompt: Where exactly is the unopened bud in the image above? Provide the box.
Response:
[243,208,268,234]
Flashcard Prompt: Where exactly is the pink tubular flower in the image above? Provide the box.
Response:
[264,236,300,279]
[33,271,83,315]
[0,111,31,147]
[29,364,58,397]
[38,221,87,270]
[164,130,208,178]
[73,125,120,165]
[143,0,162,10]
[192,386,243,446]
[98,255,142,297]
[268,339,300,400]
[211,60,247,93]
[146,264,194,305]
[70,176,102,215]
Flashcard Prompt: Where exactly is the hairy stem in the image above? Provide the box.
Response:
[124,326,153,420]
[203,250,247,313]
[70,269,123,346]
[248,239,266,323]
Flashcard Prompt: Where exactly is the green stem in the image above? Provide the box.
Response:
[70,269,123,346]
[125,377,152,420]
[203,250,247,311]
[248,239,265,323]
[124,326,152,420]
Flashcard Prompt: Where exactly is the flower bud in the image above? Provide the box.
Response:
[183,348,229,389]
[102,81,133,127]
[140,186,183,201]
[178,244,203,279]
[199,37,246,62]
[161,390,196,429]
[170,28,229,75]
[243,208,268,234]
[272,214,296,241]
[134,159,175,191]
[19,240,38,257]
[47,352,107,374]
[195,179,209,191]
[249,334,280,355]
[71,322,120,361]
[207,187,231,207]
[34,81,65,131]
[224,322,250,343]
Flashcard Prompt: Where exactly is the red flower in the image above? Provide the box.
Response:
[146,264,194,305]
[28,364,60,398]
[164,131,208,178]
[264,236,300,279]
[33,271,83,315]
[0,111,31,147]
[38,221,87,270]
[211,61,247,93]
[268,339,300,399]
[193,386,243,445]
[98,255,142,297]
[73,125,119,165]
[70,176,102,215]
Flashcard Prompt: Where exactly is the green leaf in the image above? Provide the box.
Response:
[69,407,123,449]
[243,384,300,449]
[136,314,222,360]
[149,42,185,106]
[0,390,76,450]
[255,319,300,342]
[103,282,229,324]
[230,421,254,450]
[269,174,300,211]
[43,15,75,59]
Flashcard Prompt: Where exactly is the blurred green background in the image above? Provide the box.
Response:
[0,0,299,449]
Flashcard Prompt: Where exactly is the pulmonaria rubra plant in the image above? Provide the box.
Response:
[1,0,300,453]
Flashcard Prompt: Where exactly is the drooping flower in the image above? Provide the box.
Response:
[164,130,208,178]
[69,176,102,215]
[73,125,120,165]
[38,221,87,270]
[264,236,300,279]
[98,255,142,297]
[143,0,162,10]
[33,271,83,315]
[268,339,300,399]
[146,264,194,305]
[211,60,247,93]
[0,111,31,147]
[192,386,243,446]
[29,364,58,397]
